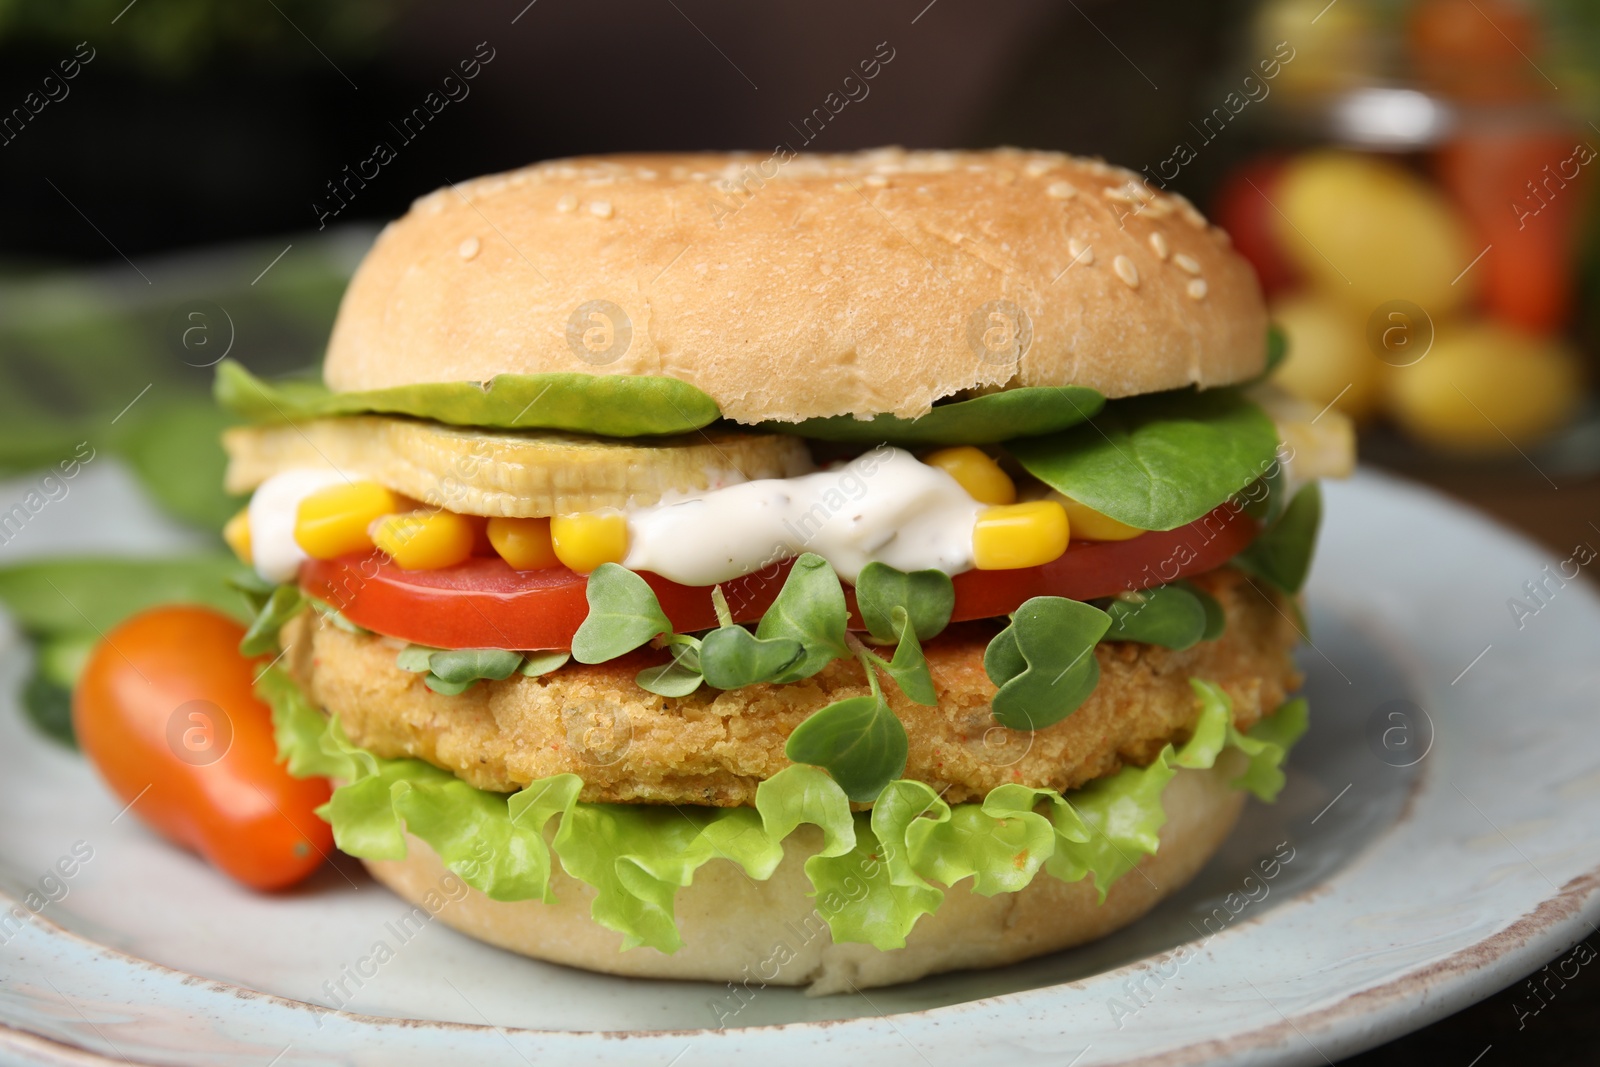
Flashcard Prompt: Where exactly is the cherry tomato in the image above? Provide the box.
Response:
[1436,131,1590,334]
[1409,0,1545,103]
[73,606,333,891]
[300,504,1257,650]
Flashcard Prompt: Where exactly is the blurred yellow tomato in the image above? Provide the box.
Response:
[1275,152,1475,317]
[1384,323,1582,453]
[1254,0,1378,96]
[1270,293,1382,419]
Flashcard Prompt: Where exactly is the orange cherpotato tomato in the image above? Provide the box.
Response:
[73,605,332,891]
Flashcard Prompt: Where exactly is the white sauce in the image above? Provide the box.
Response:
[248,468,347,582]
[623,447,982,585]
[244,448,985,587]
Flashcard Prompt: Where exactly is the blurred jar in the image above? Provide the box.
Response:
[1225,0,1592,453]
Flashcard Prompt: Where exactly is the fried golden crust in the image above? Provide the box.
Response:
[283,568,1302,806]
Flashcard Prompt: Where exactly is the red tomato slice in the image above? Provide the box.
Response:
[300,503,1257,651]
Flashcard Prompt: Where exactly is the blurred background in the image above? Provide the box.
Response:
[1,0,1597,1061]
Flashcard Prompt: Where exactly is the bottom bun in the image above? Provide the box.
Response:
[362,758,1247,994]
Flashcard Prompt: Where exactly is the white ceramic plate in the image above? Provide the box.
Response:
[2,464,1597,1067]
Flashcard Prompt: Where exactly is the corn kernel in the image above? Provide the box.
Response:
[487,516,560,570]
[550,510,630,573]
[222,508,252,564]
[372,509,478,570]
[294,481,400,560]
[1053,492,1144,542]
[923,446,1016,505]
[972,500,1069,570]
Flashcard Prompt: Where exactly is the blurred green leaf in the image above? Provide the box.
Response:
[0,0,405,74]
[116,402,241,531]
[21,669,75,748]
[0,556,247,639]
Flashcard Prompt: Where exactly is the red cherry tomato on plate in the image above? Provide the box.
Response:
[73,605,332,891]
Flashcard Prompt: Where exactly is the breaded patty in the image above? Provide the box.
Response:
[283,567,1302,806]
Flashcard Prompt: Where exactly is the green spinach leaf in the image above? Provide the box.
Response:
[396,645,438,672]
[519,650,571,677]
[1175,579,1227,640]
[784,694,909,803]
[239,583,305,657]
[699,626,803,690]
[983,625,1026,686]
[636,641,705,697]
[397,645,566,695]
[855,563,954,642]
[422,674,477,696]
[1233,482,1322,595]
[755,553,850,683]
[987,597,1111,730]
[881,606,937,706]
[764,385,1105,445]
[572,563,674,664]
[428,649,524,685]
[1100,584,1209,650]
[215,360,720,438]
[1008,388,1278,531]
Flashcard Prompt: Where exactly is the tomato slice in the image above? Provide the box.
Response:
[300,504,1257,651]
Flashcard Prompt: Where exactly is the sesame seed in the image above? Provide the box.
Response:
[1104,180,1152,206]
[1024,159,1055,178]
[1046,181,1077,200]
[1187,278,1208,300]
[457,236,480,260]
[1148,231,1170,260]
[556,194,577,213]
[1068,237,1094,266]
[1174,253,1202,274]
[864,174,889,188]
[589,200,614,219]
[1113,255,1139,288]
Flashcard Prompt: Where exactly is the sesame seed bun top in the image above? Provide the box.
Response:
[323,147,1268,425]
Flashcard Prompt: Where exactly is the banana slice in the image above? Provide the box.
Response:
[1249,383,1357,483]
[223,416,815,517]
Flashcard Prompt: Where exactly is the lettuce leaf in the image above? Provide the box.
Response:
[265,668,1305,953]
